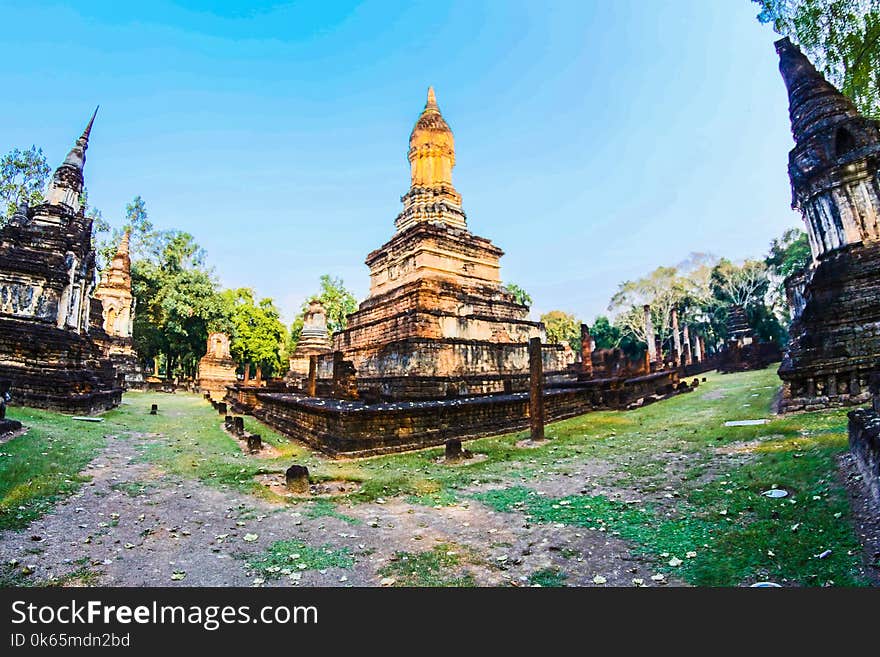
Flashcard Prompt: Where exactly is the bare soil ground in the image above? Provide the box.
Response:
[0,430,680,587]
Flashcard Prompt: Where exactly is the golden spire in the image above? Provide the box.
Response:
[396,88,467,232]
[408,86,455,188]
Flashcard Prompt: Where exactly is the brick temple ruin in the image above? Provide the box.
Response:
[775,38,880,412]
[332,87,568,400]
[228,89,691,455]
[717,305,781,374]
[0,111,122,413]
[198,332,237,401]
[286,299,332,382]
[92,230,143,388]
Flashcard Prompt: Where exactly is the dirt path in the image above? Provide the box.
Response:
[0,431,681,587]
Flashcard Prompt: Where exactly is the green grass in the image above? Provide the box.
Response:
[246,539,353,579]
[124,391,307,496]
[110,481,150,497]
[300,499,360,524]
[378,544,475,587]
[472,367,867,586]
[0,406,117,530]
[528,567,567,587]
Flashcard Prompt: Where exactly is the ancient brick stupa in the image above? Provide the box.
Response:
[776,38,880,411]
[93,231,143,388]
[198,332,237,401]
[333,88,566,400]
[287,299,332,379]
[0,110,122,413]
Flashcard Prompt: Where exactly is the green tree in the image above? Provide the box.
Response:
[609,266,689,351]
[540,310,581,351]
[755,0,880,117]
[589,315,621,350]
[288,315,305,354]
[765,227,812,278]
[219,288,287,378]
[0,146,50,221]
[316,275,357,334]
[764,227,813,334]
[710,258,786,344]
[96,195,156,272]
[504,282,532,307]
[131,231,222,379]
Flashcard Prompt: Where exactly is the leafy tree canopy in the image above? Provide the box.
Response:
[765,227,812,278]
[218,288,286,377]
[504,282,532,307]
[590,315,621,350]
[755,0,880,117]
[131,229,222,379]
[540,310,581,351]
[0,146,50,221]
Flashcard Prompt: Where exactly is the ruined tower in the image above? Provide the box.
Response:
[332,88,567,400]
[198,332,237,401]
[0,110,122,412]
[93,230,144,388]
[287,299,332,379]
[776,37,880,410]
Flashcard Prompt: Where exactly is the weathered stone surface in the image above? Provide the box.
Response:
[580,324,593,378]
[718,305,781,373]
[285,465,310,493]
[0,380,22,434]
[0,112,121,414]
[246,433,262,453]
[229,370,688,457]
[92,230,143,388]
[529,337,545,441]
[287,299,332,380]
[326,89,566,401]
[444,438,463,460]
[848,407,880,505]
[775,40,880,412]
[197,332,237,402]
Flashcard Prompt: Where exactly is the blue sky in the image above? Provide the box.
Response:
[0,0,800,325]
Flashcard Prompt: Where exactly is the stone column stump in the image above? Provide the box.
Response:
[529,337,545,442]
[285,465,310,494]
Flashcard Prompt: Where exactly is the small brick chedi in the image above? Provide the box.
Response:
[333,88,567,400]
[0,111,122,413]
[287,299,332,379]
[198,332,237,401]
[92,230,143,388]
[775,38,880,411]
